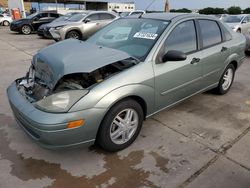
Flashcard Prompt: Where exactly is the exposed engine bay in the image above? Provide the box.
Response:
[17,58,138,103]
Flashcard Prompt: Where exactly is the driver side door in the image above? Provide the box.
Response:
[82,13,102,39]
[153,20,203,111]
[32,13,50,30]
[241,16,250,35]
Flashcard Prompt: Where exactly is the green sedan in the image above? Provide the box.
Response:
[7,13,246,152]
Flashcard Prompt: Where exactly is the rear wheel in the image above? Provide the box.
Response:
[3,20,10,26]
[66,30,81,40]
[214,64,235,95]
[97,99,144,152]
[21,25,32,35]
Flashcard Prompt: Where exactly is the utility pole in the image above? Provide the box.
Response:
[164,0,170,12]
[19,0,26,17]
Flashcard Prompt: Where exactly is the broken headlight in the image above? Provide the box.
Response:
[34,90,89,113]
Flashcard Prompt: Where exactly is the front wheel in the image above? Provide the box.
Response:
[215,64,235,95]
[3,20,10,26]
[97,99,144,152]
[21,25,32,35]
[66,30,81,40]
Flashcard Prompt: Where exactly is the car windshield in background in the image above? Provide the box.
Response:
[87,18,169,61]
[224,15,244,23]
[53,13,74,22]
[67,13,87,22]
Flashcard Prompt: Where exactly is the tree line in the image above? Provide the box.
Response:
[170,6,250,14]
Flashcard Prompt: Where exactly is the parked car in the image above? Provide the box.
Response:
[224,14,250,34]
[10,12,62,35]
[7,13,246,151]
[49,11,118,41]
[37,12,80,38]
[245,34,250,52]
[120,10,146,17]
[0,14,12,26]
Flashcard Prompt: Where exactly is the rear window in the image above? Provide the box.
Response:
[199,20,222,48]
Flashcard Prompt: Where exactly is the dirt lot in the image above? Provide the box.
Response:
[0,27,250,188]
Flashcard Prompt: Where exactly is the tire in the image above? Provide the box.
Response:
[21,25,32,35]
[214,64,235,95]
[66,30,81,40]
[236,29,241,33]
[3,20,9,26]
[97,99,144,152]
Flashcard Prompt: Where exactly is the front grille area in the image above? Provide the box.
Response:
[10,102,40,140]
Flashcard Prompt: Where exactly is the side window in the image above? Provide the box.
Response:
[50,13,60,18]
[199,20,222,48]
[99,13,115,20]
[165,20,197,54]
[221,25,232,41]
[87,14,99,21]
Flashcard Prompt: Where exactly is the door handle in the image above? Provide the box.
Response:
[190,58,200,65]
[221,46,228,52]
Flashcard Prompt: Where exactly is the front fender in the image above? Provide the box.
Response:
[94,84,155,116]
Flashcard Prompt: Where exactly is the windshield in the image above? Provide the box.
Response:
[87,18,169,61]
[67,13,87,22]
[224,15,244,23]
[26,12,38,19]
[52,13,77,22]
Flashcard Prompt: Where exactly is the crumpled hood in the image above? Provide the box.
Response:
[32,39,132,89]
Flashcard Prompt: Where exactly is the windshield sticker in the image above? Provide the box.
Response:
[133,32,158,40]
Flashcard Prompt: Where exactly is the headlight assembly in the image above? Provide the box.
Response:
[34,90,89,113]
[55,26,64,30]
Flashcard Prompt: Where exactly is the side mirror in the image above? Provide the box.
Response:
[161,50,187,63]
[84,18,91,23]
[242,20,247,24]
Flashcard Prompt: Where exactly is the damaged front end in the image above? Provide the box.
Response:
[16,57,138,113]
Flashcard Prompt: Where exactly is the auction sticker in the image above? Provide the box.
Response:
[133,32,158,40]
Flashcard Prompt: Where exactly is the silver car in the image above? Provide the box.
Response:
[0,14,12,26]
[49,11,119,41]
[224,14,250,34]
[7,13,246,152]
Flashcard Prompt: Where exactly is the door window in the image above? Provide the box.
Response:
[87,14,99,21]
[165,20,197,54]
[198,20,222,48]
[99,13,115,20]
[49,13,60,18]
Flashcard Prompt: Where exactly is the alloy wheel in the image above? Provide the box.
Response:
[222,68,233,91]
[110,108,139,145]
[22,25,31,35]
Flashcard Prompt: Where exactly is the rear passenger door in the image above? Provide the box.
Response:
[197,19,231,88]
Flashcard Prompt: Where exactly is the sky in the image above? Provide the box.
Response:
[134,0,250,11]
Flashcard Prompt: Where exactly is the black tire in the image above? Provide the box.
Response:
[214,64,235,95]
[66,30,81,40]
[3,20,10,26]
[236,29,241,33]
[97,99,144,152]
[21,25,32,35]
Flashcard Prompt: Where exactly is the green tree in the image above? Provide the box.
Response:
[244,8,250,14]
[227,6,242,14]
[199,7,225,14]
[170,8,192,13]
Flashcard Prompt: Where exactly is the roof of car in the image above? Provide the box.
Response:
[129,13,217,21]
